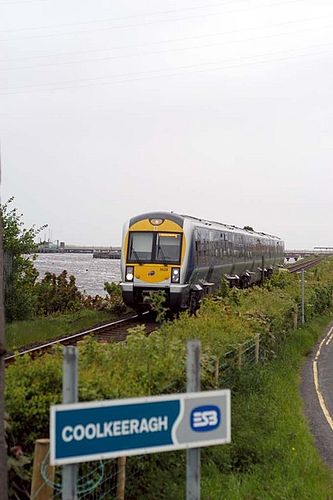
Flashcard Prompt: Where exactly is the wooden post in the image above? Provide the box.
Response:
[116,456,127,500]
[31,438,54,500]
[293,310,298,330]
[237,345,242,369]
[255,334,260,364]
[214,358,219,386]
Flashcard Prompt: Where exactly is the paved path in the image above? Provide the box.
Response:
[301,322,333,467]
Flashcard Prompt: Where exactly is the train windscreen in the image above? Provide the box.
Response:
[156,233,182,263]
[128,232,154,262]
[128,232,182,264]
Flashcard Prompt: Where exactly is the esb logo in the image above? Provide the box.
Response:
[190,405,221,432]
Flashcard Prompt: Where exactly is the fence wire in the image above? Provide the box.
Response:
[37,450,146,499]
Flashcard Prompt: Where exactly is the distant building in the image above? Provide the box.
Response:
[37,240,66,253]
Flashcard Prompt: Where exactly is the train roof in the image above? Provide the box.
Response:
[129,211,283,242]
[179,213,282,240]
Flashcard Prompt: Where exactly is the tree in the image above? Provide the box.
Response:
[243,225,254,231]
[0,197,47,321]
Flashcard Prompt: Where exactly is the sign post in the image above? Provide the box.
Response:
[62,346,78,500]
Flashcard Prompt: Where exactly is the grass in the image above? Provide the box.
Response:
[199,314,333,499]
[5,309,119,351]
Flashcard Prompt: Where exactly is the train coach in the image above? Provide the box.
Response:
[120,211,284,313]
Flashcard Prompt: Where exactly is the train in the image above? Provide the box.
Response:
[120,211,285,313]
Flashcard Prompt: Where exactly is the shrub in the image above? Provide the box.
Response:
[1,197,46,321]
[81,282,127,314]
[35,271,82,316]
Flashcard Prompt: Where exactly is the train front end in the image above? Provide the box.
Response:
[120,212,189,311]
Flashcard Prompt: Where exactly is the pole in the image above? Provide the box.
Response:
[301,269,305,325]
[62,346,78,500]
[186,340,201,500]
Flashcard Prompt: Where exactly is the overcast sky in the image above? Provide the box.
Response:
[1,0,332,248]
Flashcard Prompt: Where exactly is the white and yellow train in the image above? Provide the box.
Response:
[120,211,284,313]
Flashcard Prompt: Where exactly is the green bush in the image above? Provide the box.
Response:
[81,281,127,315]
[1,197,46,321]
[35,270,82,315]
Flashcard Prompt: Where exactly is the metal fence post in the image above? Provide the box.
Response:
[62,346,78,500]
[186,340,201,500]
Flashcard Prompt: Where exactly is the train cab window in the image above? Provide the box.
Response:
[128,232,154,262]
[128,232,182,264]
[156,233,182,264]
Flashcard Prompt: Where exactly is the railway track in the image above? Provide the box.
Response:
[287,256,323,273]
[5,312,157,365]
[5,256,325,365]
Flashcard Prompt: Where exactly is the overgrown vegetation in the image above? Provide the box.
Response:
[5,279,127,350]
[3,269,127,350]
[1,198,127,325]
[5,413,31,500]
[5,309,121,351]
[144,290,168,322]
[5,259,333,497]
[1,197,46,321]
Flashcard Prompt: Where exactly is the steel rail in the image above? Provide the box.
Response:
[287,257,322,274]
[4,313,146,363]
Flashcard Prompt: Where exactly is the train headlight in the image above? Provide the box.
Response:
[125,266,134,282]
[171,267,180,283]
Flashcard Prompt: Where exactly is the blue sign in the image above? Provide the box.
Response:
[50,390,230,465]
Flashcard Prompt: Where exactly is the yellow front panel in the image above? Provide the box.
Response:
[130,219,182,232]
[123,217,186,283]
[135,264,170,283]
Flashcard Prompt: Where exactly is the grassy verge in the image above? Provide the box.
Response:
[201,315,333,499]
[5,309,119,350]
